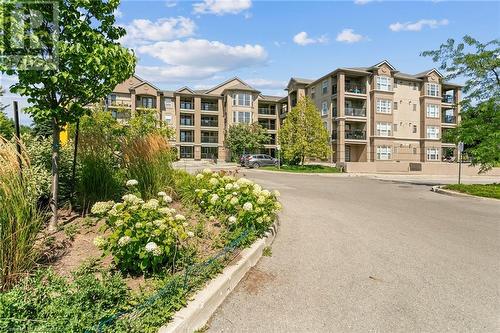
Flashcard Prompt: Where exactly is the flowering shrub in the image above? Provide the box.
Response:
[91,187,192,274]
[194,169,281,235]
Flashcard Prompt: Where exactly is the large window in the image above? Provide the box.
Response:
[139,96,154,108]
[426,104,439,118]
[180,114,194,126]
[426,126,439,139]
[179,146,194,158]
[164,114,172,124]
[232,92,252,106]
[376,99,392,114]
[376,122,392,137]
[427,148,439,160]
[310,86,316,99]
[376,146,392,160]
[201,147,218,159]
[201,131,218,143]
[164,98,173,108]
[426,83,439,97]
[233,111,252,124]
[180,130,194,142]
[321,101,328,116]
[376,76,392,91]
[201,115,218,127]
[322,80,328,94]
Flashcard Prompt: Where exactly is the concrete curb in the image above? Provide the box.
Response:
[158,221,279,333]
[247,168,351,177]
[431,186,499,201]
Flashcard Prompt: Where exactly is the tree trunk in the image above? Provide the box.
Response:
[49,118,60,231]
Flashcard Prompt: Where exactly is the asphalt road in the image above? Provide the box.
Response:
[207,171,500,333]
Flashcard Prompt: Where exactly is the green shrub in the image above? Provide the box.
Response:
[0,138,46,290]
[91,187,193,275]
[193,169,281,237]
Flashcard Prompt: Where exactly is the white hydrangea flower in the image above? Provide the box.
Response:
[158,191,167,197]
[274,202,282,211]
[209,178,219,186]
[135,222,143,229]
[118,236,131,247]
[201,189,208,194]
[202,168,212,174]
[93,236,106,249]
[257,196,266,204]
[122,194,141,204]
[163,195,173,203]
[158,207,171,215]
[256,217,263,224]
[272,190,280,197]
[91,201,115,215]
[230,197,239,205]
[228,216,237,224]
[261,189,270,197]
[222,175,234,182]
[232,183,240,190]
[175,214,186,221]
[187,231,194,238]
[115,219,124,227]
[153,219,164,227]
[210,194,219,204]
[253,184,262,192]
[196,173,204,180]
[225,183,233,191]
[243,202,253,211]
[232,192,238,196]
[143,199,160,210]
[236,178,253,187]
[145,241,158,253]
[182,222,189,227]
[126,179,138,187]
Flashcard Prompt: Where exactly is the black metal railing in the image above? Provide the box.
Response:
[201,136,218,144]
[442,95,455,103]
[345,129,366,140]
[201,103,218,111]
[442,114,456,124]
[345,107,366,117]
[345,84,366,94]
[258,108,276,115]
[200,119,218,127]
[180,102,194,110]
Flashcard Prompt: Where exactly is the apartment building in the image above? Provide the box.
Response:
[106,75,283,160]
[284,60,461,164]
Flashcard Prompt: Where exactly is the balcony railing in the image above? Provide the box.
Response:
[345,84,366,94]
[201,136,218,144]
[201,120,218,127]
[258,108,276,115]
[442,95,455,104]
[345,107,366,117]
[331,130,366,140]
[201,103,218,111]
[180,102,194,110]
[259,123,276,130]
[109,101,131,107]
[442,115,457,124]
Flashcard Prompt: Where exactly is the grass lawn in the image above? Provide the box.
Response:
[261,164,342,173]
[443,183,500,199]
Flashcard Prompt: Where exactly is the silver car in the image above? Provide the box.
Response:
[244,154,278,168]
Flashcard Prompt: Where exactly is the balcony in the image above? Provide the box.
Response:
[345,107,366,117]
[442,95,455,104]
[180,101,194,110]
[201,135,218,144]
[200,118,218,127]
[345,83,366,94]
[331,130,366,140]
[442,114,457,124]
[201,102,218,111]
[258,107,276,115]
[108,100,131,108]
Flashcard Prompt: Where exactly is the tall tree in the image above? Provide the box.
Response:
[422,36,499,172]
[0,0,136,229]
[225,123,269,161]
[279,97,330,165]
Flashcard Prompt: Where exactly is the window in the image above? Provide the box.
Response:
[426,104,439,118]
[321,101,328,116]
[164,98,173,108]
[426,83,439,97]
[201,131,218,143]
[311,86,316,99]
[413,147,417,154]
[413,125,417,133]
[413,103,417,111]
[164,115,172,124]
[322,80,328,94]
[323,121,328,129]
[108,94,116,105]
[427,148,439,160]
[393,123,398,132]
[376,76,392,91]
[180,130,194,142]
[201,115,218,127]
[426,126,439,139]
[393,101,398,110]
[376,146,392,160]
[140,96,154,108]
[233,111,252,124]
[180,114,194,126]
[376,99,392,113]
[232,92,252,106]
[180,146,194,159]
[376,122,392,137]
[201,147,218,159]
[412,82,417,91]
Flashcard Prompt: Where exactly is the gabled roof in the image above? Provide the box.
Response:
[369,60,397,71]
[204,77,254,95]
[260,95,283,102]
[175,86,196,94]
[223,82,260,93]
[413,68,444,78]
[131,81,161,92]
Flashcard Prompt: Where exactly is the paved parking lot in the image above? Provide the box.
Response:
[207,170,500,332]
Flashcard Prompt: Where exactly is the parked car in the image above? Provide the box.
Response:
[244,154,278,168]
[239,154,250,166]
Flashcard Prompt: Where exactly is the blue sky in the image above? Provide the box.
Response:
[2,0,499,123]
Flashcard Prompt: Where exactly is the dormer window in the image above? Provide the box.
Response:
[232,92,252,107]
[376,76,392,91]
[426,83,439,97]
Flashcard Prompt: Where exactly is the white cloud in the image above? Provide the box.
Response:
[114,8,123,18]
[193,0,252,15]
[246,78,286,90]
[336,29,364,43]
[165,0,177,7]
[120,17,196,47]
[389,19,449,32]
[136,39,267,83]
[293,31,328,46]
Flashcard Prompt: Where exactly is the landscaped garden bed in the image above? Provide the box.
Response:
[0,109,281,333]
[443,183,500,199]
